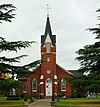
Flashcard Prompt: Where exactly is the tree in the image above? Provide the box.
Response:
[76,9,100,74]
[0,4,41,76]
[70,9,100,97]
[0,78,21,96]
[0,4,41,95]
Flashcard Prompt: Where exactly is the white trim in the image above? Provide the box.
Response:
[23,91,27,93]
[40,75,44,79]
[54,75,57,79]
[32,90,37,92]
[40,82,44,84]
[54,81,57,85]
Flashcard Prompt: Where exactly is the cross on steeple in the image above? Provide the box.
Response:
[46,4,51,17]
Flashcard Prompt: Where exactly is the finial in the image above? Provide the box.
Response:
[46,4,51,17]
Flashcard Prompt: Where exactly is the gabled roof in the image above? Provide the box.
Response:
[17,65,82,80]
[68,70,83,77]
[56,64,82,77]
[56,64,73,76]
[17,66,41,80]
[17,74,27,80]
[41,16,56,46]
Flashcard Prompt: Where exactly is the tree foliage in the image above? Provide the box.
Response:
[0,4,16,23]
[70,9,100,97]
[76,41,100,74]
[0,4,41,77]
[0,78,21,95]
[0,37,41,75]
[0,3,41,95]
[76,9,100,74]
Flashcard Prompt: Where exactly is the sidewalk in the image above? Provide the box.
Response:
[28,99,51,107]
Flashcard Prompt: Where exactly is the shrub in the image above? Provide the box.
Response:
[52,95,55,101]
[33,93,40,99]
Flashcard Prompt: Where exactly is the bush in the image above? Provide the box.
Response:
[59,93,64,98]
[16,93,20,97]
[24,94,27,102]
[52,95,55,101]
[33,93,40,99]
[71,92,77,98]
[20,93,26,98]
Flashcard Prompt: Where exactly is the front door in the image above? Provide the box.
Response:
[46,78,52,96]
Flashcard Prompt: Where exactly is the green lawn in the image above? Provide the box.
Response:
[56,98,100,107]
[0,97,30,107]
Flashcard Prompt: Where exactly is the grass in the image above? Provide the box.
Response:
[56,98,100,107]
[0,97,30,107]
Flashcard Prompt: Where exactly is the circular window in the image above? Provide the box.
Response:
[47,70,51,74]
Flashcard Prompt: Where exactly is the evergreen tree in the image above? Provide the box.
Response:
[0,4,41,95]
[0,78,21,96]
[70,9,100,97]
[0,4,41,78]
[76,9,100,74]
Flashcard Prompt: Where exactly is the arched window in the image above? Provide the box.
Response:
[46,78,52,83]
[61,78,66,91]
[32,79,37,92]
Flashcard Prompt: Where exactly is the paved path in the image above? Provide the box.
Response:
[28,99,51,107]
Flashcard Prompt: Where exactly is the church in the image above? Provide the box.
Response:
[18,16,80,98]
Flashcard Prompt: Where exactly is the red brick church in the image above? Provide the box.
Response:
[18,16,80,98]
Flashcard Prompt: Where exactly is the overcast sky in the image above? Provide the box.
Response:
[0,0,100,70]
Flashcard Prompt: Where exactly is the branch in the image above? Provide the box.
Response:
[0,4,16,23]
[0,55,28,63]
[0,38,36,52]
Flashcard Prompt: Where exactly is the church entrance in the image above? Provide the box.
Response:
[46,78,52,96]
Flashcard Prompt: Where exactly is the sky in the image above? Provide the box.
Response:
[0,0,100,70]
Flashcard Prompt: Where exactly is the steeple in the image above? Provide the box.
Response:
[45,16,52,36]
[41,16,56,46]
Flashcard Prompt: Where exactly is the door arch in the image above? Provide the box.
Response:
[46,78,52,96]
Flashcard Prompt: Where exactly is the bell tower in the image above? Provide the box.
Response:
[40,16,57,96]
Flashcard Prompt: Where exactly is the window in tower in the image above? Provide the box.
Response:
[46,43,51,53]
[47,70,51,74]
[61,78,66,91]
[47,57,50,62]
